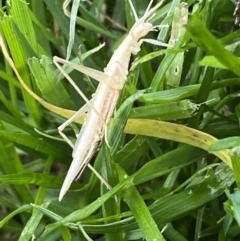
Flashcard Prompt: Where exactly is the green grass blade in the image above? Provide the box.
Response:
[187,14,240,76]
[118,166,166,241]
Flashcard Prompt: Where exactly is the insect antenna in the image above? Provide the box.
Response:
[127,0,155,22]
[145,0,155,14]
[127,0,139,21]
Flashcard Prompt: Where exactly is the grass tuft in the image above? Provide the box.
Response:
[0,0,239,240]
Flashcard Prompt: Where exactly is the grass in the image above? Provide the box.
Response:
[0,0,240,240]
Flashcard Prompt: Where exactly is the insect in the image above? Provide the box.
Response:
[234,0,240,25]
[54,0,166,201]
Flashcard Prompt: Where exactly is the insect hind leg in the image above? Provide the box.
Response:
[53,56,110,124]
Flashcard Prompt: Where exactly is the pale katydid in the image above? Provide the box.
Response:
[54,0,168,201]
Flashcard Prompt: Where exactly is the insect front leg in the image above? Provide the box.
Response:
[129,25,170,55]
[138,38,171,48]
